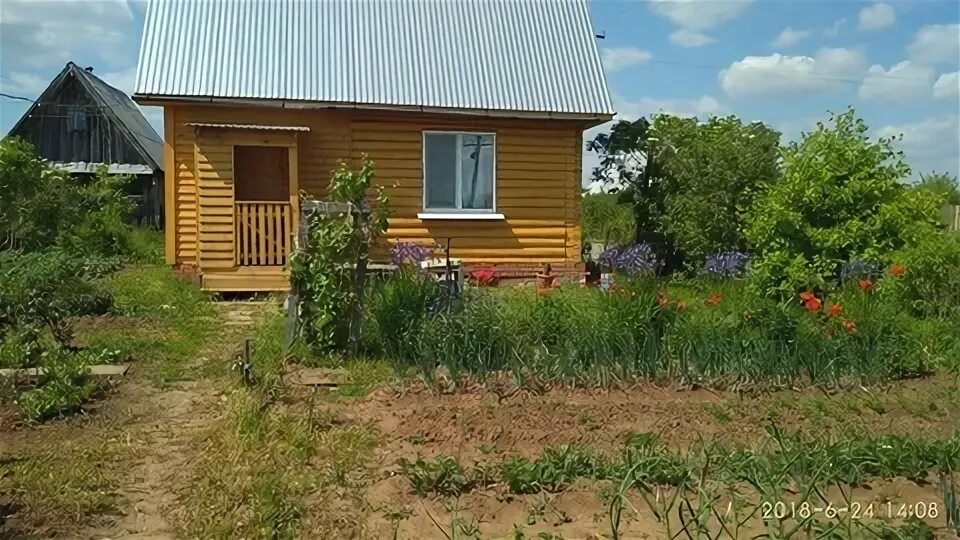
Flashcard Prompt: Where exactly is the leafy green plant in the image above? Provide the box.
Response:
[15,348,109,422]
[0,138,135,257]
[290,157,389,355]
[745,109,945,297]
[398,455,473,496]
[581,193,634,247]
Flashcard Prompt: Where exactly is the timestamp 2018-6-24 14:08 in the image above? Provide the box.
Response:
[761,500,941,521]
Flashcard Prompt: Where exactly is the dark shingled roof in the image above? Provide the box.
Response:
[9,62,163,171]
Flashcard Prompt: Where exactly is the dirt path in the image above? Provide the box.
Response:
[1,301,273,539]
[91,301,270,539]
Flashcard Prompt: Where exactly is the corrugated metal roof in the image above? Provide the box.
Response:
[185,122,311,131]
[49,162,155,175]
[135,0,613,118]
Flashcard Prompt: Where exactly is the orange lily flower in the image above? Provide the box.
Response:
[889,264,906,279]
[858,279,874,292]
[826,303,843,318]
[842,319,858,334]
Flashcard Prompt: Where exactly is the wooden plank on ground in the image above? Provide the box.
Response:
[287,368,349,387]
[0,364,131,379]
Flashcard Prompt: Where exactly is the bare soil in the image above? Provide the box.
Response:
[353,375,960,538]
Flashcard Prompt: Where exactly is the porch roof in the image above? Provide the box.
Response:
[185,123,310,132]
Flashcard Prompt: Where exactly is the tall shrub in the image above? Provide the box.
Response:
[0,137,134,257]
[652,115,780,266]
[745,110,944,297]
[289,157,389,355]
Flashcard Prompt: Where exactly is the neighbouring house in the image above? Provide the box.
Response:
[6,62,165,227]
[134,0,613,291]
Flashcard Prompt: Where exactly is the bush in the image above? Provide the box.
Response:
[0,137,135,258]
[290,158,389,355]
[745,110,945,298]
[0,250,112,349]
[877,231,960,317]
[15,348,111,422]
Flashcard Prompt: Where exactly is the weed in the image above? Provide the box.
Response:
[399,455,473,497]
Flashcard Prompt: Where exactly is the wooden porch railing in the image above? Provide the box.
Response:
[235,201,293,266]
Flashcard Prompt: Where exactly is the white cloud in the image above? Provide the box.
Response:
[858,3,896,31]
[908,24,960,65]
[0,0,137,69]
[601,47,653,73]
[614,93,727,121]
[824,18,847,39]
[648,0,752,31]
[934,71,960,100]
[649,0,752,47]
[100,66,138,95]
[720,48,867,97]
[877,115,960,178]
[0,71,50,97]
[859,61,934,102]
[670,29,715,48]
[772,27,812,48]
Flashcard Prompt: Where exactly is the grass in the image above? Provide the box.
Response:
[0,435,119,532]
[80,264,215,387]
[171,310,383,538]
[360,274,960,388]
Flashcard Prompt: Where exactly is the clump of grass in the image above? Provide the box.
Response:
[399,455,474,496]
[81,265,215,387]
[0,436,118,531]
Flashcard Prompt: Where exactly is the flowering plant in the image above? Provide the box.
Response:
[390,242,429,267]
[598,243,658,275]
[703,251,751,278]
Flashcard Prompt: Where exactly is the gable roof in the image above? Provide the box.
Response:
[9,62,164,171]
[134,0,614,120]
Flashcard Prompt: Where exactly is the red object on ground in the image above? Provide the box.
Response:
[470,268,498,286]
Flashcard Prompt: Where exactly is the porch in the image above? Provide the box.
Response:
[189,125,300,292]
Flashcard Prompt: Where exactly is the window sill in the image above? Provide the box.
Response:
[417,212,505,221]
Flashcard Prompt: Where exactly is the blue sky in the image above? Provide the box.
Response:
[1,0,958,182]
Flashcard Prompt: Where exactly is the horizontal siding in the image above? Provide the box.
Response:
[168,106,583,273]
[351,112,580,264]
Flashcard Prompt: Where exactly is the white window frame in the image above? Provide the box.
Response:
[419,130,502,220]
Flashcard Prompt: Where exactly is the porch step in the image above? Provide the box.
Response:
[201,266,290,292]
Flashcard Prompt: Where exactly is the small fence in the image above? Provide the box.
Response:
[944,205,960,232]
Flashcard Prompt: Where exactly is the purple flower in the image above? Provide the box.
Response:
[840,259,880,283]
[599,243,658,275]
[390,243,429,266]
[703,251,751,278]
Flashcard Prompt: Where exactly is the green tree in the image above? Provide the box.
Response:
[916,171,960,206]
[651,115,780,264]
[0,137,134,257]
[587,115,780,269]
[745,109,945,297]
[580,192,634,247]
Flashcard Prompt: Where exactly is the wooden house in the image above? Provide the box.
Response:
[7,62,165,227]
[133,0,613,291]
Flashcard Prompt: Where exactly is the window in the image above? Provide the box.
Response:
[66,106,87,132]
[423,132,495,212]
